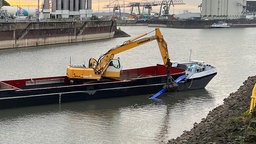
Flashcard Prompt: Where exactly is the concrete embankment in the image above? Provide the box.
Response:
[0,20,118,50]
[168,76,256,144]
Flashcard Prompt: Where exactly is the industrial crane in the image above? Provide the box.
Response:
[104,0,185,19]
[66,28,170,81]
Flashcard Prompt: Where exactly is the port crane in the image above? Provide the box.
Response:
[66,28,170,81]
[104,0,185,19]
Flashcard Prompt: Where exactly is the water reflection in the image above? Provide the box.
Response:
[0,89,214,143]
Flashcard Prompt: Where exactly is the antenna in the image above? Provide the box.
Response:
[189,49,192,62]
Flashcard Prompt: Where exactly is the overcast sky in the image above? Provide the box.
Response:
[6,0,203,13]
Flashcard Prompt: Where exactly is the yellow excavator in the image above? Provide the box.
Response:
[66,28,170,81]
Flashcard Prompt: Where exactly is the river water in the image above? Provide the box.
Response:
[0,26,255,144]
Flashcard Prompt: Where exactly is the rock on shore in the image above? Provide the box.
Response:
[168,76,256,144]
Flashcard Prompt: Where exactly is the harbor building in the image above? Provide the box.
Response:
[201,0,246,20]
[45,0,93,19]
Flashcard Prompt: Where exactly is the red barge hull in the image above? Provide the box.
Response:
[0,64,185,109]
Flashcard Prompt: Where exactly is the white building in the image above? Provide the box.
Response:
[43,0,93,19]
[201,0,246,20]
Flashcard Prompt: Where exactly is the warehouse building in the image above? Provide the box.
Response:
[201,0,246,20]
[43,0,93,19]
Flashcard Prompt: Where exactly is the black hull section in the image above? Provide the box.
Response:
[0,84,166,109]
[0,75,178,109]
[178,73,217,91]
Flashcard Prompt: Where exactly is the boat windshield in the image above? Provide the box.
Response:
[186,63,205,75]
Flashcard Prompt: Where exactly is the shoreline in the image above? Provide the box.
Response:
[168,75,256,144]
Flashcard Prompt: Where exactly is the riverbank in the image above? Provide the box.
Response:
[168,75,256,144]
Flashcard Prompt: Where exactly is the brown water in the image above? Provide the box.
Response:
[0,26,255,143]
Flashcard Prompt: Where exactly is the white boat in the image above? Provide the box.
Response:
[172,61,217,90]
[210,21,231,28]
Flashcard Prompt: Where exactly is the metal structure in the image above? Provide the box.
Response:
[105,0,123,18]
[0,0,2,8]
[104,0,184,18]
[113,4,122,18]
[158,0,184,15]
[129,2,141,15]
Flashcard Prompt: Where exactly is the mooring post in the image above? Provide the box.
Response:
[59,93,62,104]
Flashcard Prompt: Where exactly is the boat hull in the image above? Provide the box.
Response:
[0,20,117,50]
[178,73,217,91]
[0,64,185,109]
[0,76,178,109]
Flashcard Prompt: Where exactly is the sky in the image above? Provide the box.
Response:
[6,0,202,13]
[7,0,40,6]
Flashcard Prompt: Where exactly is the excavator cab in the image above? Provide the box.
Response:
[103,58,121,78]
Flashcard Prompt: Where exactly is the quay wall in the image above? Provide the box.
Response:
[0,33,114,50]
[0,20,117,50]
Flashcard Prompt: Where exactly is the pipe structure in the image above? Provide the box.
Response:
[75,0,79,11]
[63,0,69,10]
[57,0,62,10]
[43,0,49,9]
[80,0,85,9]
[52,0,56,12]
[87,0,92,9]
[70,0,74,11]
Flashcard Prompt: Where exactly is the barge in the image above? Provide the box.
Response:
[0,20,117,50]
[0,61,216,109]
[0,64,184,109]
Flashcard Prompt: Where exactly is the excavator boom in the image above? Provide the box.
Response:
[66,28,170,80]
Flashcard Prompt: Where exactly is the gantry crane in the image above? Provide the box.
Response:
[104,0,185,19]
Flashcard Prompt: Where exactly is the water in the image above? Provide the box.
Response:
[0,26,256,144]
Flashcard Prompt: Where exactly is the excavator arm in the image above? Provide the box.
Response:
[155,28,169,66]
[66,28,170,80]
